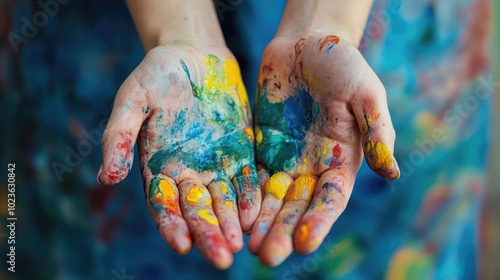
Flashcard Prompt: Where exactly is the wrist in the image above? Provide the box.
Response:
[126,0,226,52]
[275,0,373,47]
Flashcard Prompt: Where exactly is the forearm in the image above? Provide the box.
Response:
[125,0,226,52]
[276,0,374,47]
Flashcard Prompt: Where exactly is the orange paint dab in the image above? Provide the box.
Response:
[244,127,254,138]
[242,166,251,176]
[298,224,309,243]
[319,35,340,51]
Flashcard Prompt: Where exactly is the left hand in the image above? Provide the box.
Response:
[98,43,260,269]
[249,34,400,266]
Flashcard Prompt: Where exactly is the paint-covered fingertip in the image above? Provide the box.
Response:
[294,236,321,255]
[258,246,287,267]
[259,235,293,267]
[173,240,192,256]
[293,222,322,255]
[211,248,234,270]
[372,156,400,180]
[223,226,244,253]
[238,191,262,232]
[96,162,130,186]
[229,241,244,253]
[363,140,400,180]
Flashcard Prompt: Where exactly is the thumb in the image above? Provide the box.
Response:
[350,73,400,179]
[98,71,150,185]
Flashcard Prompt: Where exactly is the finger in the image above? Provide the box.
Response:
[257,165,270,198]
[232,165,262,232]
[293,169,354,254]
[98,70,150,185]
[350,74,400,179]
[259,175,317,267]
[256,166,271,219]
[179,180,233,269]
[207,179,243,252]
[146,174,191,254]
[248,171,292,255]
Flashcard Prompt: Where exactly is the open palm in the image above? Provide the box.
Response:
[249,35,400,266]
[98,44,261,269]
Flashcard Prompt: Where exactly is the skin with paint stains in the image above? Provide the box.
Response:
[249,35,401,266]
[98,42,261,269]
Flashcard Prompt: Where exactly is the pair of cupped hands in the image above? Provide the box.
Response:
[97,34,400,269]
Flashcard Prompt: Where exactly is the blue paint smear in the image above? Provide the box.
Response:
[322,182,342,193]
[170,109,186,137]
[326,44,334,54]
[282,87,317,140]
[259,223,269,233]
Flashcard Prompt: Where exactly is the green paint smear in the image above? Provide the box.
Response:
[148,55,254,183]
[148,177,164,213]
[255,81,320,173]
[148,130,254,180]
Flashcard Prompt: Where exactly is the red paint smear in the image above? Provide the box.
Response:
[294,37,306,58]
[104,161,128,183]
[262,63,274,74]
[330,144,343,168]
[319,35,340,51]
[116,131,133,159]
[107,173,118,182]
[239,199,250,210]
[333,144,342,158]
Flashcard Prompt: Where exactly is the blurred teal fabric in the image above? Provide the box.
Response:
[0,0,491,279]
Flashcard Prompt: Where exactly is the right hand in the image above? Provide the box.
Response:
[249,35,400,266]
[98,42,261,269]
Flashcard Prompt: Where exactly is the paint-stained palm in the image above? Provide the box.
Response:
[98,44,261,269]
[250,35,400,266]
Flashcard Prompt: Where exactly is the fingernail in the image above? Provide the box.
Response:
[97,164,103,185]
[392,156,401,179]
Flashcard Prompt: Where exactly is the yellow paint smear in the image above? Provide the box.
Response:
[363,109,381,133]
[224,201,236,209]
[205,198,212,206]
[225,59,248,106]
[186,185,206,204]
[221,181,229,195]
[201,56,248,106]
[296,158,309,175]
[156,179,176,200]
[198,209,219,225]
[255,127,263,145]
[265,172,292,200]
[286,175,317,201]
[367,140,393,170]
